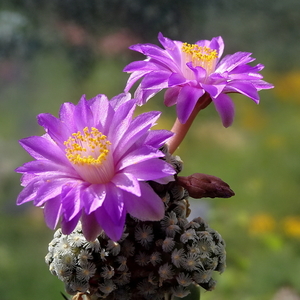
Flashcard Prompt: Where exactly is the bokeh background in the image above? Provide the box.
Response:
[1,1,300,299]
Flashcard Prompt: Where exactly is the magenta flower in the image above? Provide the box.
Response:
[124,33,274,127]
[16,93,176,241]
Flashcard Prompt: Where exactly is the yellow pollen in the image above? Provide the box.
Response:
[182,43,218,62]
[181,42,218,80]
[64,127,111,166]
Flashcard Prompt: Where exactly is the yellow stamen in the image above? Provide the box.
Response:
[64,127,111,166]
[182,43,218,62]
[64,127,114,183]
[181,42,218,80]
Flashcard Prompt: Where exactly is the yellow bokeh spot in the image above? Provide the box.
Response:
[282,216,300,238]
[274,71,300,104]
[249,213,276,235]
[235,97,269,131]
[265,134,286,149]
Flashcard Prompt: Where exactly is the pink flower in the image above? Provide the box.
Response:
[124,33,274,127]
[15,93,175,241]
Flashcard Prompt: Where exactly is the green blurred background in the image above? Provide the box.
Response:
[1,0,300,299]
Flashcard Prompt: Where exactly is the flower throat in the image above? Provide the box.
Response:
[181,43,218,79]
[64,127,114,183]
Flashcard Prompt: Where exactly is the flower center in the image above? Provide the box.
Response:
[64,127,114,184]
[181,42,218,80]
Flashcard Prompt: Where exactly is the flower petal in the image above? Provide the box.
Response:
[201,82,226,98]
[168,73,188,87]
[225,81,260,103]
[94,184,126,241]
[102,183,125,225]
[135,84,162,103]
[123,60,162,73]
[141,71,170,90]
[61,211,81,235]
[131,43,179,71]
[81,211,103,241]
[187,63,207,82]
[95,205,126,241]
[113,110,161,160]
[73,95,94,130]
[228,63,264,79]
[216,52,254,73]
[212,94,235,127]
[84,184,106,214]
[16,178,41,205]
[124,70,151,93]
[16,160,74,176]
[129,42,164,56]
[158,32,182,63]
[124,181,164,221]
[89,94,115,133]
[112,172,141,196]
[116,145,163,171]
[34,178,70,206]
[248,79,274,91]
[123,158,175,181]
[110,92,132,110]
[18,173,35,186]
[59,102,76,133]
[176,85,205,124]
[164,86,181,106]
[43,195,62,230]
[143,129,174,148]
[61,183,85,221]
[209,36,224,59]
[19,136,67,164]
[108,99,136,146]
[37,112,70,148]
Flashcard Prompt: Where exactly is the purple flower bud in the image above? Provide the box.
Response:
[176,173,234,199]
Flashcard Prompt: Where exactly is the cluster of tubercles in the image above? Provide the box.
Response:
[46,148,227,300]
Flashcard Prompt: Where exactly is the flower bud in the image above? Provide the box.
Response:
[176,173,235,199]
